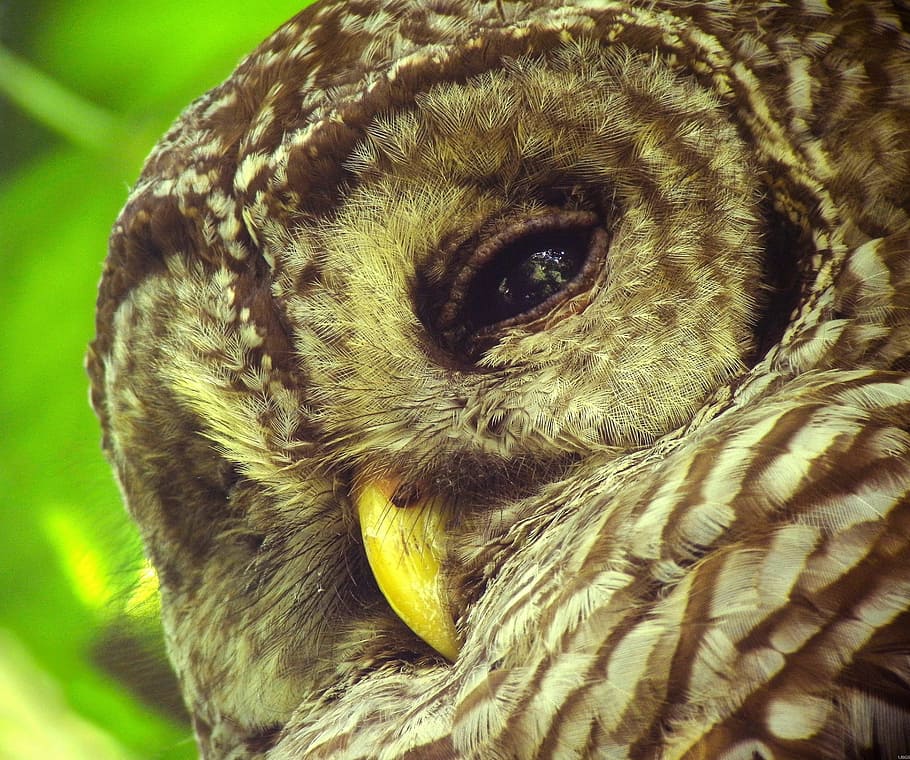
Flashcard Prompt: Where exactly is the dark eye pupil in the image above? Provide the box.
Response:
[469,230,590,329]
[497,248,579,313]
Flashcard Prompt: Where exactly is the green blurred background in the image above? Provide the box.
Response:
[0,3,309,757]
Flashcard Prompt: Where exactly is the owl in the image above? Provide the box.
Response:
[87,1,910,758]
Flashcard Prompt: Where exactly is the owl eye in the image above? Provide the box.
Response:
[437,210,607,354]
[467,229,592,329]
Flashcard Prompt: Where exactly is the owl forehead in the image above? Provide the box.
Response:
[236,6,740,236]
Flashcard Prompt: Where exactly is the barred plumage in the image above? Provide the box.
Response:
[88,1,910,758]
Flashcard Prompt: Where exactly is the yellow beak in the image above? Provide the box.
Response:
[355,479,460,661]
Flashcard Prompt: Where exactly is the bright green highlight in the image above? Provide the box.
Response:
[43,507,116,612]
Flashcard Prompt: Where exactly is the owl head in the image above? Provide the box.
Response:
[88,1,910,757]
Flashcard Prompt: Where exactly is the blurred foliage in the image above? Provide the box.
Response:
[0,2,309,757]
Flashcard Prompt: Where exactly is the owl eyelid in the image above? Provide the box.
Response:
[437,210,608,353]
[440,209,599,328]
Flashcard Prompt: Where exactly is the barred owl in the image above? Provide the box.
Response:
[87,1,910,758]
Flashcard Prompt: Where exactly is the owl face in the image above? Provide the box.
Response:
[88,1,910,757]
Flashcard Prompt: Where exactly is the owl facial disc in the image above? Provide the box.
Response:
[355,479,460,661]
